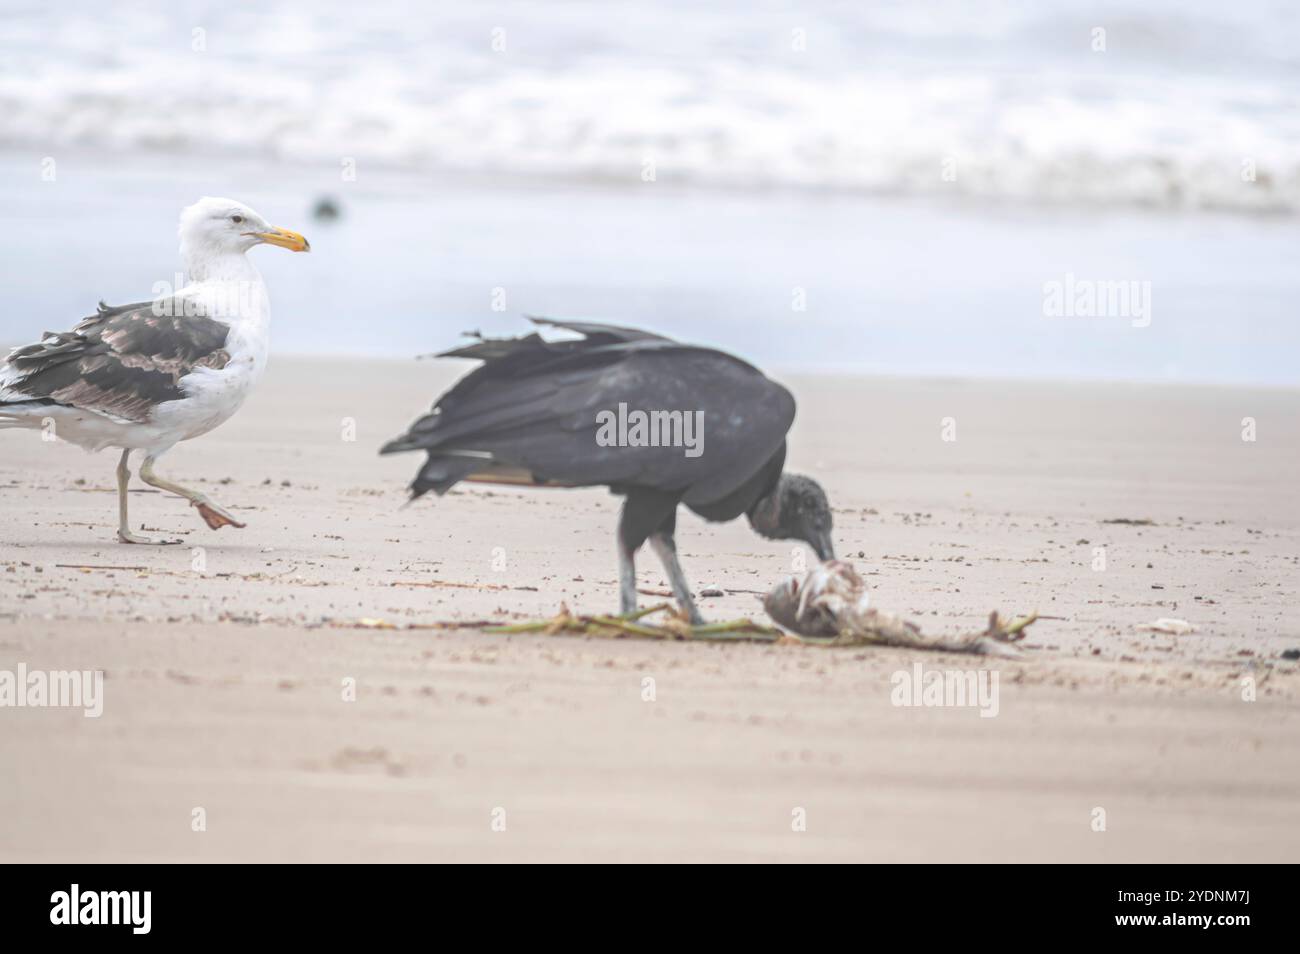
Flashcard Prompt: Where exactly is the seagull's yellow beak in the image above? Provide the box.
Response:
[253,225,311,252]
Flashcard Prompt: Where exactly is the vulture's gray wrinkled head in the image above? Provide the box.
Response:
[747,472,835,561]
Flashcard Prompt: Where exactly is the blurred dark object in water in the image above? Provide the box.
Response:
[312,196,341,222]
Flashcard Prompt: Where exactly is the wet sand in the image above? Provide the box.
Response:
[1,357,1298,861]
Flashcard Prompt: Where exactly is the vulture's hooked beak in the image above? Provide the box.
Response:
[811,530,835,563]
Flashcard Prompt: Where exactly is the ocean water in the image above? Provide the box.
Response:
[0,1,1297,387]
[2,0,1298,212]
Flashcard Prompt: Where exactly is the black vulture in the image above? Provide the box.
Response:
[381,319,835,623]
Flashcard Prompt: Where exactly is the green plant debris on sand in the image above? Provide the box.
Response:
[487,600,1037,653]
[488,603,785,642]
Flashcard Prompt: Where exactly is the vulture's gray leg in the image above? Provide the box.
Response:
[649,531,704,625]
[618,543,638,617]
[617,490,679,618]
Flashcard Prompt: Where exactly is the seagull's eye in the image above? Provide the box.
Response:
[232,215,244,224]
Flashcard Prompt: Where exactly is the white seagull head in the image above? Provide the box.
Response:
[178,197,310,266]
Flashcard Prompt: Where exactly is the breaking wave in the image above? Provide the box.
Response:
[2,0,1297,213]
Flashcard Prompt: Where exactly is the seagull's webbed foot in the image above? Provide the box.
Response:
[117,529,183,546]
[137,456,247,533]
[193,499,246,531]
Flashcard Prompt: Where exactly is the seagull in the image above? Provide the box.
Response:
[381,319,835,623]
[0,197,310,544]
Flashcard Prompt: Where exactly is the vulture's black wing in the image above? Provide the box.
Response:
[382,322,795,504]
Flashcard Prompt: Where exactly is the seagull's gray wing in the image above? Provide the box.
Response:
[2,300,232,423]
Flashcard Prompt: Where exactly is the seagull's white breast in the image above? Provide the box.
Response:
[151,277,271,443]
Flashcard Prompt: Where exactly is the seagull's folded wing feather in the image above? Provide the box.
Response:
[3,300,232,423]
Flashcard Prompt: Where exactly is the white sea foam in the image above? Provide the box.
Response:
[1,0,1297,213]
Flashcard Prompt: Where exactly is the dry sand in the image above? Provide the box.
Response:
[1,356,1298,862]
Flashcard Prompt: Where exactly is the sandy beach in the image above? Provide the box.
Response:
[1,356,1297,862]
